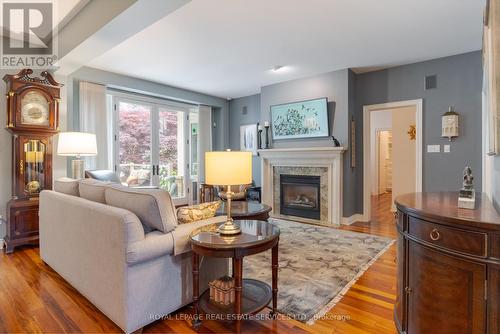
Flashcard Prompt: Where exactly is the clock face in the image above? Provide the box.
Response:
[21,91,50,126]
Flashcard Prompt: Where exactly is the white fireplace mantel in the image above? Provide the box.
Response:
[258,147,346,226]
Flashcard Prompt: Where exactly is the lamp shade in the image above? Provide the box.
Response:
[205,151,252,185]
[57,132,98,156]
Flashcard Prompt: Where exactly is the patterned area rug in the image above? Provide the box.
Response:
[244,218,394,324]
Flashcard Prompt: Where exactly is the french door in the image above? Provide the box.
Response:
[113,94,198,205]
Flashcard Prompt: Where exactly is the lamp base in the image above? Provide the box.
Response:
[71,159,85,179]
[217,220,241,235]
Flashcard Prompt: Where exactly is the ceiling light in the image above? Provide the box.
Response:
[272,65,286,72]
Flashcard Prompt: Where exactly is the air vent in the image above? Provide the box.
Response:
[242,106,248,115]
[425,75,437,90]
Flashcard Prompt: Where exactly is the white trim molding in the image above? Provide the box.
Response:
[362,99,423,222]
[259,147,346,226]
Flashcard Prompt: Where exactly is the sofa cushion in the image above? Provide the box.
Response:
[105,186,177,233]
[78,179,110,203]
[54,177,80,197]
[177,201,221,224]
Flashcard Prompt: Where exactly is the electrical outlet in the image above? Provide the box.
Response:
[444,145,450,153]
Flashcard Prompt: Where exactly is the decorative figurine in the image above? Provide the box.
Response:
[458,166,475,209]
[332,136,341,147]
[264,121,270,149]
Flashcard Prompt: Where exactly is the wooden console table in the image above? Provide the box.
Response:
[394,192,500,334]
[190,220,280,332]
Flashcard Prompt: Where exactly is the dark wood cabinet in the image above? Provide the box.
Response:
[3,69,61,253]
[395,192,500,334]
[407,241,486,333]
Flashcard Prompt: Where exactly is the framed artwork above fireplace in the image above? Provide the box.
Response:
[270,97,329,140]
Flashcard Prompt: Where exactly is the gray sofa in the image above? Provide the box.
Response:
[39,178,228,333]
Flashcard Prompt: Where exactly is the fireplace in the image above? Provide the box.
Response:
[280,174,321,220]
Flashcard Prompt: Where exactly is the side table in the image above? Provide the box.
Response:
[190,220,280,332]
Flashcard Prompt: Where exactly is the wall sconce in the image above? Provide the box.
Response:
[442,106,459,141]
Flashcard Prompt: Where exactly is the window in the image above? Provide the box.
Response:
[110,92,198,205]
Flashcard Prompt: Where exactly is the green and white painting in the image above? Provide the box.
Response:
[271,98,329,140]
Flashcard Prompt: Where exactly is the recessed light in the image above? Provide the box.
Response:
[272,65,285,72]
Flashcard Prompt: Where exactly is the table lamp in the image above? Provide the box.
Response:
[57,132,98,179]
[205,151,252,235]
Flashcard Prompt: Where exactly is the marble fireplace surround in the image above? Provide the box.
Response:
[259,147,346,226]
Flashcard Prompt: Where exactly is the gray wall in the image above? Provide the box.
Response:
[229,69,358,216]
[211,107,224,151]
[260,68,356,216]
[229,52,483,217]
[229,94,262,184]
[355,51,483,205]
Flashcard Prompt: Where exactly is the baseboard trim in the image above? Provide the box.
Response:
[341,214,364,225]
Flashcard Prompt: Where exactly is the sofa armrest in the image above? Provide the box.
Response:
[126,231,174,264]
[171,215,227,255]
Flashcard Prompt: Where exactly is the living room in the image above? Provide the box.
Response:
[0,1,499,334]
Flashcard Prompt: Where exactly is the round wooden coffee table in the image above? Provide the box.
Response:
[190,220,280,331]
[216,201,272,221]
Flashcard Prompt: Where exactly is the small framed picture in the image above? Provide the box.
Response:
[240,124,258,155]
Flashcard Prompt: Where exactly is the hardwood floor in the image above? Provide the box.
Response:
[0,193,397,334]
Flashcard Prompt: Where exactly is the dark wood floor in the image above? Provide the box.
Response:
[0,193,397,334]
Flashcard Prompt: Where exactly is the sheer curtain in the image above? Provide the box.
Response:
[79,81,112,170]
[197,105,212,183]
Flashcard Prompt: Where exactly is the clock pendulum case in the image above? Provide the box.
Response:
[3,69,62,253]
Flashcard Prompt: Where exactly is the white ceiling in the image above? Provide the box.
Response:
[88,0,486,99]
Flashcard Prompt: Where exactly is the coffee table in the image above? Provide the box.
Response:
[216,201,272,221]
[190,220,280,331]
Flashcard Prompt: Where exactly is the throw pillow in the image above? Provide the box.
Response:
[177,201,222,224]
[105,185,178,233]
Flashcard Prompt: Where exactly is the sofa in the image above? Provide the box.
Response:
[39,178,228,333]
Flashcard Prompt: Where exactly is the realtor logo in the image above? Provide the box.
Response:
[1,0,57,68]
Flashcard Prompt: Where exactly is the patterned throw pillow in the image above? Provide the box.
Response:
[177,201,222,224]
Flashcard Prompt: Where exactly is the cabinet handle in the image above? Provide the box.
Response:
[430,228,440,241]
[405,287,412,294]
[20,160,24,175]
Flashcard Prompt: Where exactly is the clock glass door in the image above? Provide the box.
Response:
[23,139,46,195]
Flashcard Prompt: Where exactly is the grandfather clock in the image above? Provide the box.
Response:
[3,69,62,253]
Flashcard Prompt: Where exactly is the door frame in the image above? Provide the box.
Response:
[362,99,423,221]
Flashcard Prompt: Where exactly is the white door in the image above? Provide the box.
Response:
[114,95,198,206]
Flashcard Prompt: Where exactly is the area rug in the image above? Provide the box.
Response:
[243,218,394,324]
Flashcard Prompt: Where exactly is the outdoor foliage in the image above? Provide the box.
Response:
[118,103,179,171]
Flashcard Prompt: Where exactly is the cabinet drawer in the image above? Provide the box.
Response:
[408,217,487,257]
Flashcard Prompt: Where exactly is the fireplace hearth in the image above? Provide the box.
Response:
[280,174,320,220]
